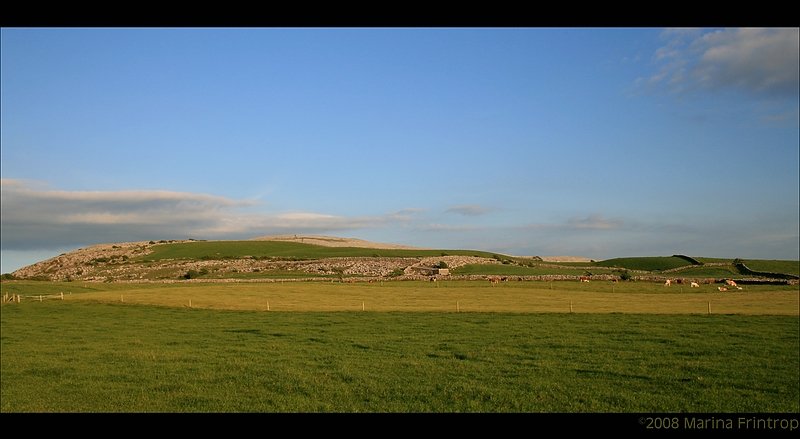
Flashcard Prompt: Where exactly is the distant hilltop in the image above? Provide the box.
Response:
[250,234,428,250]
[539,256,594,263]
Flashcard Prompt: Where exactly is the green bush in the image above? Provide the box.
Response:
[182,269,208,280]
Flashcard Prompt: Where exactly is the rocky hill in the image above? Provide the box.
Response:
[9,238,498,282]
[9,237,795,284]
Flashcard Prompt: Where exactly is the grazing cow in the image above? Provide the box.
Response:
[501,277,508,282]
[429,277,437,283]
[489,276,500,285]
[736,286,743,290]
[718,286,728,292]
[664,279,672,287]
[725,279,738,287]
[579,276,590,283]
[690,282,700,288]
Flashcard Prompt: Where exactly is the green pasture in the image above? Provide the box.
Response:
[1,301,797,412]
[593,256,692,271]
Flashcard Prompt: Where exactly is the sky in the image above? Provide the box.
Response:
[1,27,798,273]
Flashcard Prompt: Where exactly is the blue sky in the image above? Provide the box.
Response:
[2,28,798,272]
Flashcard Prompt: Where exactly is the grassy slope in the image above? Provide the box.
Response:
[593,256,691,271]
[664,266,740,278]
[742,260,800,277]
[695,257,733,264]
[138,241,498,261]
[1,302,797,412]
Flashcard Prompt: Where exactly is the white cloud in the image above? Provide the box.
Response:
[644,28,799,98]
[566,214,623,230]
[416,223,483,232]
[521,214,623,231]
[0,179,406,250]
[445,204,491,216]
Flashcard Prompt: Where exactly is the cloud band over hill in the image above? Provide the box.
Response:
[0,179,412,251]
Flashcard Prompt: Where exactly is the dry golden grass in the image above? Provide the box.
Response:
[58,280,800,315]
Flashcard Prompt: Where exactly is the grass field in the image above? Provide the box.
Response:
[1,301,797,412]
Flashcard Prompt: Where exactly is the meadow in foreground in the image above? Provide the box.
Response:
[1,300,797,412]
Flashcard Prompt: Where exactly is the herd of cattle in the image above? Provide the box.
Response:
[479,275,746,291]
[664,277,743,291]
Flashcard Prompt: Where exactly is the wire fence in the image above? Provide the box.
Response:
[2,292,65,303]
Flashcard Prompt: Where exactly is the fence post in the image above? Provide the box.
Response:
[570,300,574,313]
[61,292,64,300]
[39,295,43,302]
[362,301,365,311]
[267,301,270,311]
[457,301,460,313]
[707,301,711,315]
[16,294,21,303]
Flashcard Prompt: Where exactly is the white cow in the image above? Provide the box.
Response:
[664,279,672,287]
[718,286,728,292]
[726,279,738,287]
[690,282,700,288]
